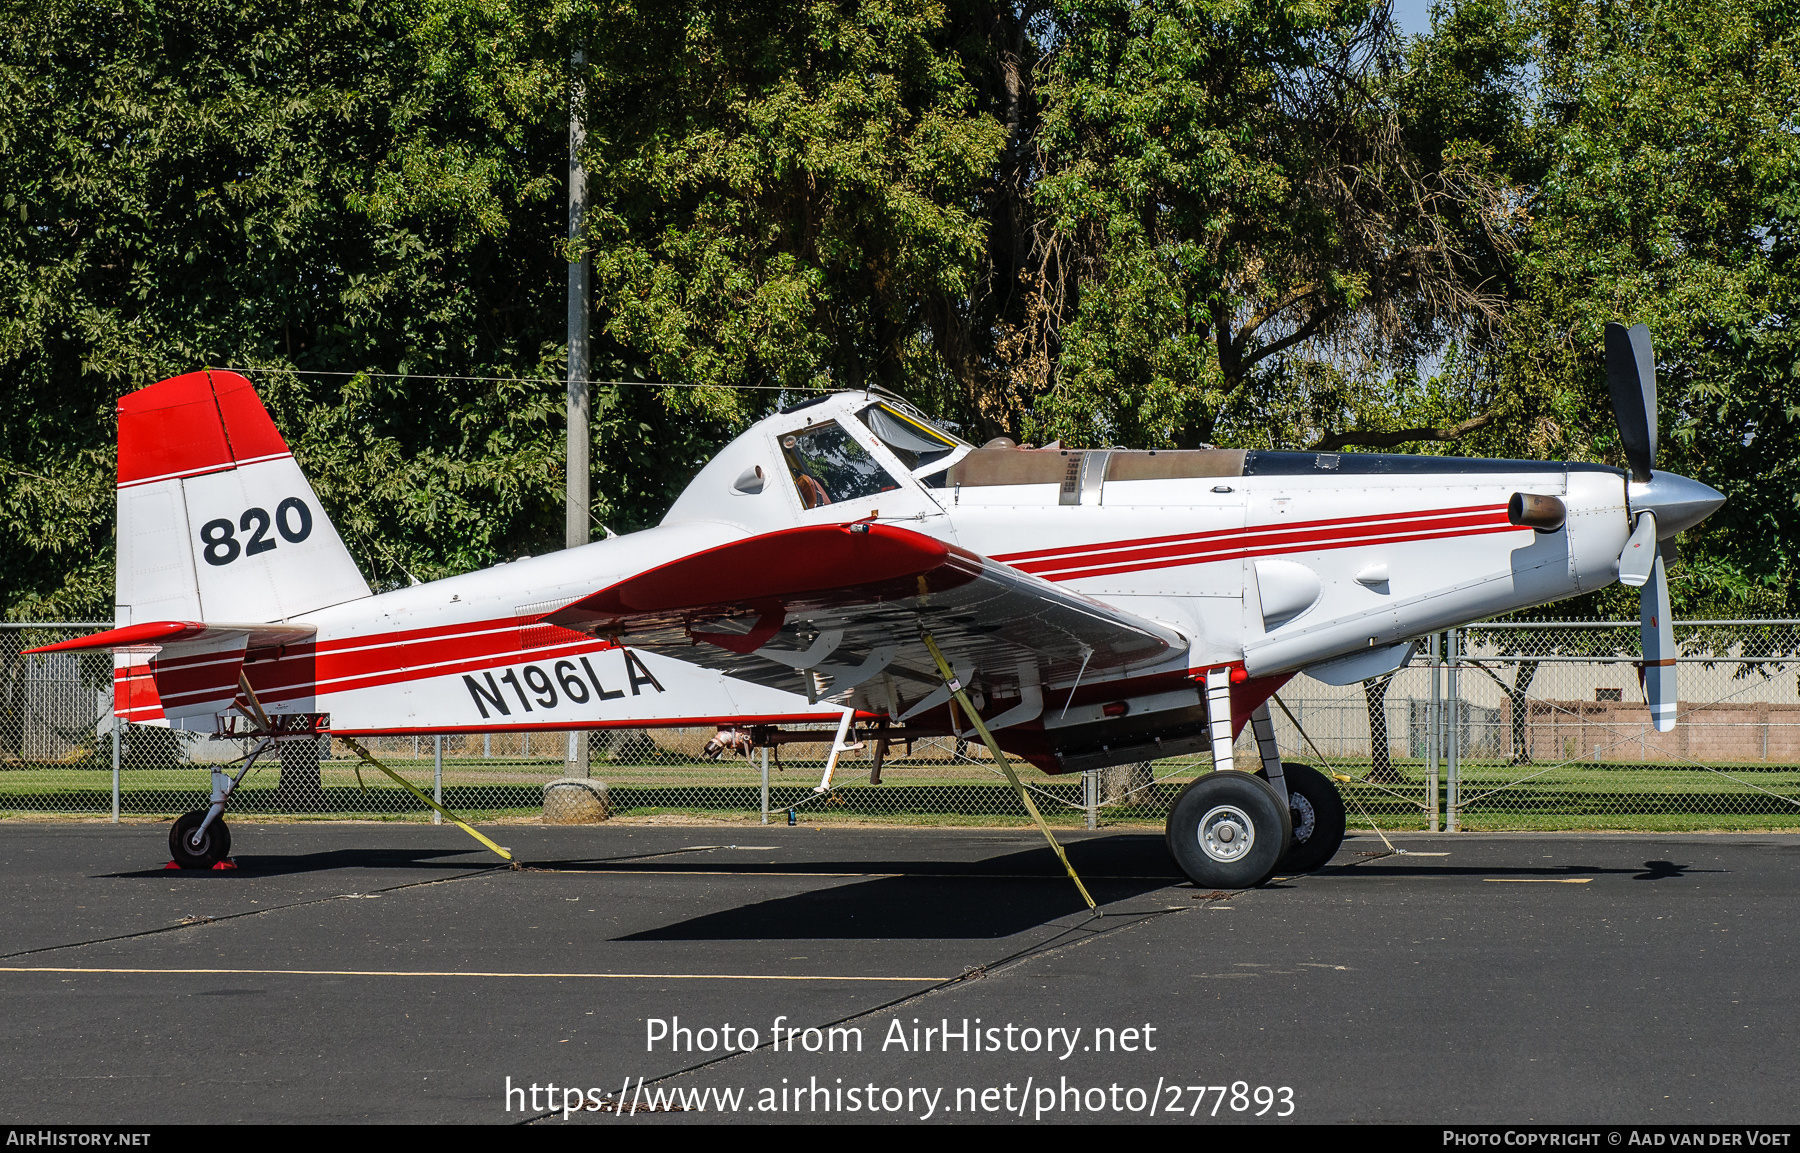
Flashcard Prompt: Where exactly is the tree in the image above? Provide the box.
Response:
[5,0,1793,627]
[0,0,737,618]
[1023,0,1523,450]
[1499,0,1800,617]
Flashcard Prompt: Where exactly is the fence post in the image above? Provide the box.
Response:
[111,720,121,823]
[433,735,443,825]
[1084,769,1097,830]
[1447,628,1461,832]
[760,747,770,825]
[1427,632,1440,833]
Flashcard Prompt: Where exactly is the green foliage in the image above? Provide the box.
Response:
[1,0,1794,623]
[0,0,725,614]
[581,0,1005,409]
[1029,0,1524,451]
[1489,0,1800,616]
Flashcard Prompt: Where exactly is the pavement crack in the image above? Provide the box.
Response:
[519,846,740,870]
[0,865,506,963]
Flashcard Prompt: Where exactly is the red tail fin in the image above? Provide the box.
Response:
[117,370,290,488]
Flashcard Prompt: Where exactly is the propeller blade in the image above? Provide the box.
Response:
[1605,321,1658,483]
[1640,552,1675,733]
[1617,510,1659,587]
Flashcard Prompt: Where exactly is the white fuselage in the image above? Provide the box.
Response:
[220,393,1629,739]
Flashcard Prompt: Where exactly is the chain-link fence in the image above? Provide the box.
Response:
[4,621,1797,831]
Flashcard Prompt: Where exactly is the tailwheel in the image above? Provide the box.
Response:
[169,810,231,870]
[1258,762,1347,873]
[1165,771,1290,889]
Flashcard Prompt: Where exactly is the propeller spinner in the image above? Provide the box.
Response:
[1604,322,1725,732]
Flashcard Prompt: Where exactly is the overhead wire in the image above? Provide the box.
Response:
[228,365,815,392]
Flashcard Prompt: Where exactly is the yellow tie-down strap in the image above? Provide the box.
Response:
[335,736,514,863]
[921,635,1096,911]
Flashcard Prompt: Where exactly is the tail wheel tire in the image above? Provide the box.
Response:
[169,810,230,870]
[1165,771,1291,889]
[1259,761,1347,873]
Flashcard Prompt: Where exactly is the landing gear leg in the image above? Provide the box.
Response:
[1248,700,1347,872]
[1163,670,1292,888]
[168,739,268,869]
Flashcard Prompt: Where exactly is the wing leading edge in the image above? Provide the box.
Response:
[543,522,1188,720]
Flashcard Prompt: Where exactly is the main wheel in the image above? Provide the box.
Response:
[1260,762,1347,873]
[169,810,230,869]
[1165,772,1291,889]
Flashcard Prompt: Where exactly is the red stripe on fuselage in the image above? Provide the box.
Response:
[116,614,596,709]
[997,505,1518,581]
[331,712,870,737]
[994,504,1491,564]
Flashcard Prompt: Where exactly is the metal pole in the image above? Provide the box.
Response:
[566,46,591,551]
[1084,769,1097,830]
[433,735,443,825]
[111,721,120,824]
[1447,628,1461,832]
[565,44,593,780]
[1427,632,1440,833]
[760,747,770,825]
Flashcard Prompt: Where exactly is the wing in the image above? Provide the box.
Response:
[543,522,1188,721]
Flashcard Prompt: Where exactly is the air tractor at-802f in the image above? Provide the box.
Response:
[33,323,1722,892]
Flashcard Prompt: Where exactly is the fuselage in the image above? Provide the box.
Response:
[204,391,1633,761]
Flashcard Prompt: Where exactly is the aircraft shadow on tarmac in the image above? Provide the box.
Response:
[607,837,1182,941]
[1307,858,1716,882]
[99,846,489,879]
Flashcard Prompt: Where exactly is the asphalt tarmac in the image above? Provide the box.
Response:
[1,820,1795,1125]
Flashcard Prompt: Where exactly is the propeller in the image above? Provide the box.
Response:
[1605,322,1657,483]
[1604,322,1723,733]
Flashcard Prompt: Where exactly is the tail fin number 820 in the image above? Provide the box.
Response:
[199,498,314,566]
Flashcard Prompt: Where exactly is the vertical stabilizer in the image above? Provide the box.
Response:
[114,370,371,627]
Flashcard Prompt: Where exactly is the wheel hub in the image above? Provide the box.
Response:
[1289,791,1317,843]
[1198,805,1256,862]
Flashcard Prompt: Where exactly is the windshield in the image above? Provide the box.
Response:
[858,403,963,473]
[780,422,901,509]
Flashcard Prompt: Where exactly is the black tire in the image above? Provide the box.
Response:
[1165,772,1291,889]
[1260,762,1347,873]
[169,810,230,869]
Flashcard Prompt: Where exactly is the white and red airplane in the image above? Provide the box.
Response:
[32,323,1722,888]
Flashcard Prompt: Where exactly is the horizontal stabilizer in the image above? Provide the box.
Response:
[30,618,316,719]
[25,620,316,655]
[27,620,318,723]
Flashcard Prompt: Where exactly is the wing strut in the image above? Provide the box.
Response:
[920,635,1096,912]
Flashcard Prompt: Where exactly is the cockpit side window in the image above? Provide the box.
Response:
[858,403,962,475]
[780,421,901,510]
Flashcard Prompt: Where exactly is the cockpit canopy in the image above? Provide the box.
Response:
[778,401,967,509]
